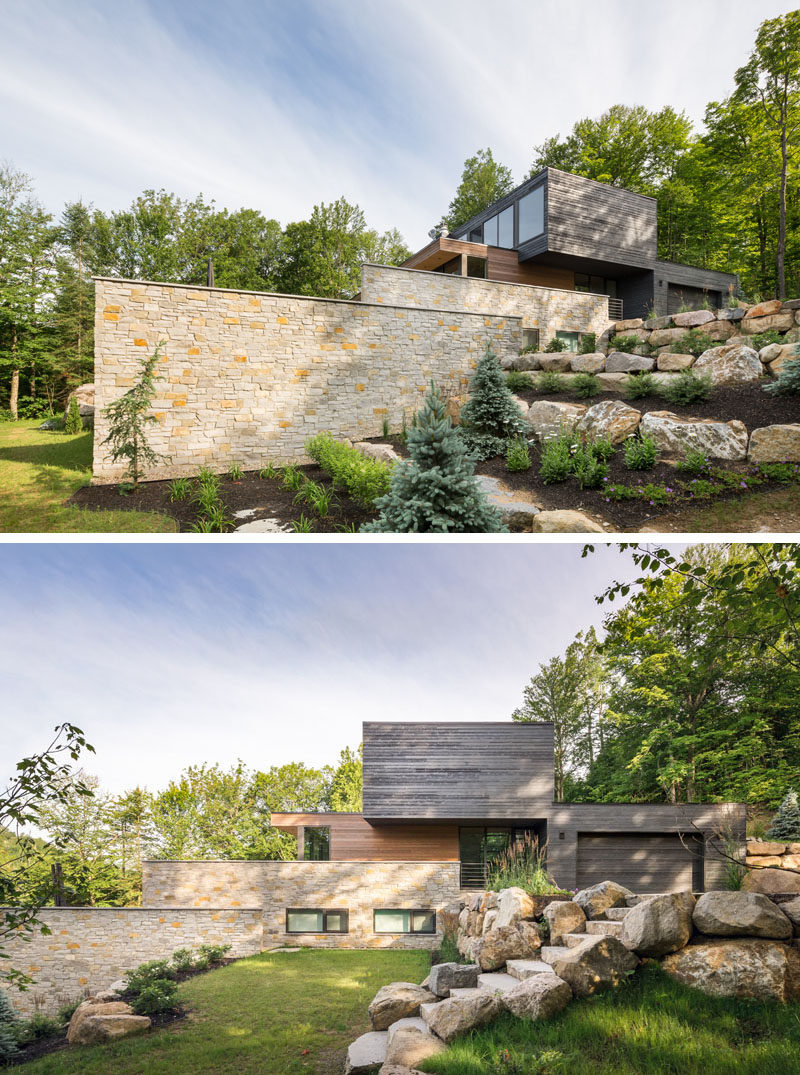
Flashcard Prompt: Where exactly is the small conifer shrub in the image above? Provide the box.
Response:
[0,990,19,1062]
[102,342,166,489]
[362,383,506,533]
[765,352,800,395]
[64,395,83,434]
[458,342,528,459]
[766,789,800,841]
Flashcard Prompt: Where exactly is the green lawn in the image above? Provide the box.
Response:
[0,420,174,533]
[17,949,428,1074]
[420,962,800,1075]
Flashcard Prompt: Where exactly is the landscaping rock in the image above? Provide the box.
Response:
[502,973,572,1021]
[387,1017,427,1041]
[495,887,536,929]
[705,320,737,341]
[427,963,479,998]
[502,353,541,372]
[67,1000,134,1044]
[538,353,572,372]
[644,315,673,331]
[661,938,800,1002]
[620,891,695,956]
[478,972,519,994]
[782,298,800,310]
[748,856,784,867]
[482,909,499,934]
[346,1031,389,1073]
[746,299,783,319]
[657,352,695,371]
[235,518,289,533]
[527,400,586,440]
[420,991,502,1043]
[640,411,748,460]
[693,344,762,386]
[512,395,530,418]
[577,399,641,444]
[759,343,784,364]
[673,309,715,328]
[543,901,586,946]
[741,312,795,334]
[595,372,630,392]
[369,982,437,1030]
[548,935,639,998]
[570,352,605,373]
[69,1014,151,1046]
[64,382,95,418]
[107,978,128,995]
[384,1025,446,1068]
[748,424,800,463]
[781,897,800,934]
[743,868,800,895]
[506,959,553,979]
[93,989,124,1002]
[614,318,645,331]
[354,442,400,465]
[717,307,746,321]
[693,891,792,940]
[474,476,540,531]
[748,841,787,855]
[472,924,541,971]
[649,327,686,348]
[605,352,655,373]
[531,509,604,533]
[574,881,633,920]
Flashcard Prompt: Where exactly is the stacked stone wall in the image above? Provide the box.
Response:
[743,839,800,895]
[0,907,262,1017]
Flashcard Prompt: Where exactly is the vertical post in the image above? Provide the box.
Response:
[460,253,467,277]
[297,826,305,861]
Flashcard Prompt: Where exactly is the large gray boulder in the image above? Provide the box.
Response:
[543,900,586,946]
[661,938,800,1002]
[573,881,633,920]
[427,962,480,998]
[781,896,800,934]
[501,973,572,1021]
[495,887,536,928]
[693,344,762,386]
[605,352,655,373]
[368,982,437,1029]
[538,353,572,372]
[527,400,586,440]
[640,411,748,460]
[620,891,695,956]
[673,309,715,328]
[577,399,641,444]
[743,867,800,896]
[570,352,605,373]
[548,934,639,997]
[383,1024,446,1068]
[346,1031,388,1073]
[472,923,542,971]
[63,382,95,419]
[420,991,502,1043]
[692,891,793,940]
[748,425,800,464]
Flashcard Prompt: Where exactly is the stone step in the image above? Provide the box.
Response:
[345,1030,387,1074]
[605,907,631,921]
[506,959,553,981]
[449,987,484,998]
[540,945,571,965]
[387,1017,426,1043]
[477,972,518,994]
[564,933,588,949]
[625,893,670,907]
[585,920,624,938]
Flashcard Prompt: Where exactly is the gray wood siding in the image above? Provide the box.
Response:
[546,169,657,269]
[654,259,737,292]
[576,834,701,893]
[362,722,554,821]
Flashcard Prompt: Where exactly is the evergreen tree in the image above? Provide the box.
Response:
[101,343,165,488]
[0,989,19,1063]
[362,383,506,533]
[766,789,800,840]
[764,351,800,394]
[459,342,529,459]
[64,394,82,434]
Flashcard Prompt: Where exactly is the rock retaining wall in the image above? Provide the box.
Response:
[743,838,800,894]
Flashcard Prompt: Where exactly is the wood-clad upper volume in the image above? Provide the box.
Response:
[362,721,555,822]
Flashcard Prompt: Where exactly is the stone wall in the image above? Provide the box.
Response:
[0,907,262,1017]
[743,838,800,895]
[143,859,462,949]
[360,263,612,344]
[92,277,521,481]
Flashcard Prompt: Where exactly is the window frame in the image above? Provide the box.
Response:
[285,908,349,934]
[517,185,545,244]
[303,825,331,861]
[373,908,437,935]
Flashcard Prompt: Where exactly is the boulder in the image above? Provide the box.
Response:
[741,312,795,334]
[605,352,655,373]
[743,868,800,896]
[346,1031,388,1073]
[68,1011,151,1047]
[482,909,499,934]
[717,307,746,321]
[369,982,437,1030]
[420,991,502,1043]
[64,382,95,419]
[649,327,687,348]
[531,510,604,534]
[748,840,788,855]
[501,973,572,1021]
[620,891,695,956]
[693,891,793,940]
[384,1025,446,1068]
[748,856,784,867]
[673,309,715,328]
[661,938,800,1002]
[747,299,783,319]
[427,962,480,998]
[548,935,639,998]
[577,399,641,444]
[614,318,644,331]
[759,343,784,364]
[538,353,573,373]
[595,372,630,392]
[354,442,401,465]
[527,401,586,440]
[644,315,673,331]
[748,423,800,464]
[472,924,541,971]
[495,887,536,929]
[570,352,606,373]
[543,901,587,946]
[657,352,695,371]
[67,1000,134,1044]
[640,411,748,460]
[693,344,762,386]
[107,978,128,995]
[782,298,800,311]
[503,352,542,372]
[704,320,737,341]
[781,897,800,934]
[573,881,633,920]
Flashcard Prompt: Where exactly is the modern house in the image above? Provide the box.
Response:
[402,168,738,325]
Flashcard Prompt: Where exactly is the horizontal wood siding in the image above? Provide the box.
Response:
[487,247,573,289]
[363,722,555,821]
[576,834,701,893]
[270,813,459,861]
[617,270,655,320]
[654,259,737,292]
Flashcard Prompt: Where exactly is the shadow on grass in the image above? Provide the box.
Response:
[0,430,93,469]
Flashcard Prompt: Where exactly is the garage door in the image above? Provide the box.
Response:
[576,833,703,893]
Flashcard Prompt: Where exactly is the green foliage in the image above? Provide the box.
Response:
[64,396,82,434]
[227,463,244,481]
[101,343,165,488]
[623,433,659,470]
[766,789,800,840]
[327,746,363,812]
[124,959,177,996]
[189,471,234,532]
[0,988,19,1061]
[289,514,313,533]
[623,373,657,400]
[15,1012,63,1045]
[676,448,711,475]
[505,371,534,392]
[535,371,567,393]
[750,329,783,350]
[570,443,609,489]
[0,408,14,422]
[439,149,514,234]
[280,465,305,492]
[765,353,800,395]
[670,329,717,357]
[609,333,641,353]
[130,978,178,1016]
[579,332,597,354]
[170,948,197,974]
[196,943,231,966]
[660,370,714,405]
[437,927,461,965]
[538,431,576,484]
[589,436,615,462]
[544,337,567,353]
[459,343,529,460]
[168,477,190,501]
[258,462,280,480]
[362,383,506,533]
[571,372,601,398]
[486,834,562,895]
[305,433,392,509]
[505,436,531,472]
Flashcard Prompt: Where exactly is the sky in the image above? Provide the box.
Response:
[0,542,689,796]
[0,0,792,250]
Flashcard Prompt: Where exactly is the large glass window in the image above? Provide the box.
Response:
[518,186,544,243]
[575,273,617,298]
[304,827,330,861]
[498,206,514,248]
[466,256,487,278]
[483,215,498,246]
[374,909,436,935]
[286,908,348,933]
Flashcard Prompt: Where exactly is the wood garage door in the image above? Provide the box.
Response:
[576,833,703,893]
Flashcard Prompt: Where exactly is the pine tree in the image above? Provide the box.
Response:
[361,383,506,533]
[766,789,800,840]
[64,394,82,434]
[764,352,800,395]
[101,343,165,489]
[0,989,19,1062]
[459,341,529,459]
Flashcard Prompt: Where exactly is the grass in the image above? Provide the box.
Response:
[16,948,428,1075]
[643,483,800,533]
[0,420,175,533]
[419,962,800,1075]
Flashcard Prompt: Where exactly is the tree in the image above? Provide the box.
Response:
[51,201,97,395]
[64,394,82,433]
[440,149,514,234]
[363,382,506,533]
[101,342,165,488]
[458,342,528,459]
[766,789,800,840]
[735,10,800,298]
[328,746,363,811]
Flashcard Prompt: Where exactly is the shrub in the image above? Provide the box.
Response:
[750,329,783,351]
[101,342,166,488]
[623,433,659,470]
[196,943,230,965]
[676,448,711,475]
[589,435,615,462]
[15,1013,62,1046]
[56,1000,81,1025]
[506,436,531,472]
[306,433,391,508]
[170,948,196,974]
[765,352,800,395]
[579,332,597,354]
[258,462,280,480]
[571,372,601,398]
[362,383,506,533]
[0,990,19,1062]
[0,408,15,422]
[660,370,713,405]
[623,373,657,400]
[670,329,717,357]
[538,431,576,484]
[544,337,567,352]
[487,834,561,895]
[125,959,177,995]
[168,477,190,501]
[609,333,641,353]
[570,443,609,489]
[227,463,244,481]
[437,926,461,965]
[535,371,567,393]
[64,395,83,434]
[766,789,800,841]
[505,370,534,392]
[131,978,178,1016]
[281,465,305,492]
[459,342,529,459]
[16,396,54,420]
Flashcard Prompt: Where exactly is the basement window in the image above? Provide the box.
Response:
[555,331,580,353]
[286,909,349,934]
[374,909,436,935]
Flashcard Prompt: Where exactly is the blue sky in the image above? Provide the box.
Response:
[0,542,689,796]
[0,0,792,249]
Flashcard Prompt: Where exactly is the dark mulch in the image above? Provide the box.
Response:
[69,465,373,533]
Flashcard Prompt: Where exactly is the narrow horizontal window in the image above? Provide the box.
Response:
[374,909,436,934]
[286,908,348,934]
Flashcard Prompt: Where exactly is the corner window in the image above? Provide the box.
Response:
[286,908,348,933]
[518,186,544,243]
[374,909,436,935]
[304,827,330,860]
[469,227,482,243]
[498,206,514,248]
[556,331,580,353]
[483,215,498,246]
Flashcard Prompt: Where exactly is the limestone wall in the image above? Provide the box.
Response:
[92,277,521,481]
[143,859,462,949]
[0,907,262,1017]
[360,263,612,343]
